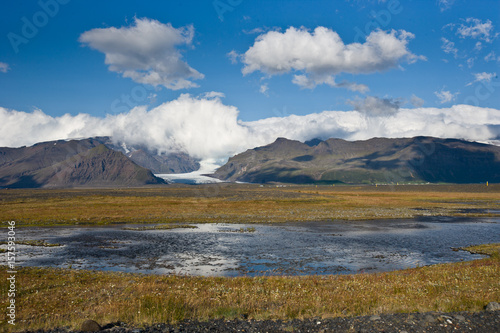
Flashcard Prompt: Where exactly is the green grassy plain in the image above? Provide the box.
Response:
[0,184,499,331]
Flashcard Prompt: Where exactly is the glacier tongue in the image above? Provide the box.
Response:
[156,159,224,184]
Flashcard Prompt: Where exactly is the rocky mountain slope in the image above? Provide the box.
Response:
[99,137,200,174]
[212,136,500,184]
[125,149,199,174]
[0,138,165,188]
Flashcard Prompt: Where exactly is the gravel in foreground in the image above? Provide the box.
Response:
[21,310,500,333]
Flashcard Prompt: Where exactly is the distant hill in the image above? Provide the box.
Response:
[212,136,500,184]
[0,138,165,188]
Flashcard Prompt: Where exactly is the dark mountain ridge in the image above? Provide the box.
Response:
[0,138,165,188]
[100,137,200,174]
[212,136,500,184]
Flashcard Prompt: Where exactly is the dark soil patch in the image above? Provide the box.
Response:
[22,310,500,333]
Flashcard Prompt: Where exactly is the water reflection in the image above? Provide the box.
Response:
[4,217,499,277]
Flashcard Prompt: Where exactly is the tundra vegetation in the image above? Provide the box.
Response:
[0,184,499,331]
[0,243,498,331]
[0,184,498,227]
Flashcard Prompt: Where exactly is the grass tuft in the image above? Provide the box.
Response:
[0,239,61,247]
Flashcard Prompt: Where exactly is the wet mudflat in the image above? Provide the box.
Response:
[9,216,500,277]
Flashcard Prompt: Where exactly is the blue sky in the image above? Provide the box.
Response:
[0,1,499,162]
[1,0,498,120]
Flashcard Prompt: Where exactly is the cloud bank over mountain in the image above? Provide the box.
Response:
[1,95,499,164]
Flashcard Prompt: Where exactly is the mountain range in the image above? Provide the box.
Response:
[1,136,499,188]
[212,136,500,184]
[0,136,206,188]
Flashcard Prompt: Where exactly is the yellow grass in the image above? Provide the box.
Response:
[1,184,499,331]
[0,184,499,227]
[0,243,498,331]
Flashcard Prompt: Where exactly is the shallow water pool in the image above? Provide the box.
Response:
[5,216,500,277]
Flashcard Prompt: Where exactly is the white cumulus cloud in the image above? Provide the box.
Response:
[202,91,225,99]
[259,83,269,95]
[347,96,401,117]
[79,18,204,90]
[441,38,458,58]
[239,27,424,90]
[435,89,459,104]
[292,74,369,92]
[410,94,425,107]
[438,0,455,12]
[246,103,500,144]
[456,18,498,43]
[484,51,499,62]
[466,72,497,86]
[0,62,9,73]
[335,80,369,93]
[467,57,475,68]
[1,97,500,164]
[0,95,249,161]
[227,50,239,64]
